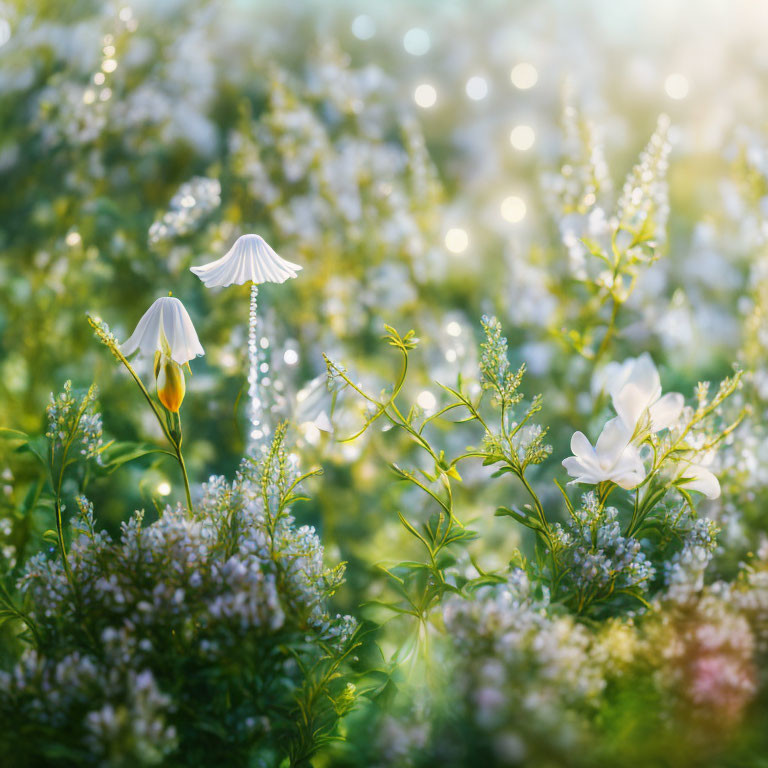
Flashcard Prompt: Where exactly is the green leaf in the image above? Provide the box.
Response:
[361,599,419,617]
[442,526,479,545]
[396,511,433,553]
[15,435,49,468]
[495,506,543,531]
[0,428,31,441]
[465,574,507,590]
[98,442,175,473]
[390,560,431,574]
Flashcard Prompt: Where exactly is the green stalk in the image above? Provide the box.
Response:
[50,394,92,585]
[169,410,193,514]
[89,318,194,514]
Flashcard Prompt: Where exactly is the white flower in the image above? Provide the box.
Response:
[675,453,721,499]
[562,418,646,489]
[122,296,204,365]
[295,375,333,432]
[190,234,302,288]
[604,353,683,433]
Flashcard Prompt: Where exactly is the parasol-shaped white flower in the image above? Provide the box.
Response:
[122,296,204,366]
[190,234,301,456]
[190,234,302,288]
[562,417,646,490]
[606,353,684,434]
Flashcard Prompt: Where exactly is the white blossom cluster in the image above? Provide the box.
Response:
[441,571,608,763]
[663,517,720,604]
[428,555,764,765]
[228,49,441,337]
[0,450,354,762]
[649,588,757,728]
[727,537,768,652]
[148,176,221,244]
[551,492,655,600]
[0,649,177,766]
[46,380,103,462]
[546,109,671,285]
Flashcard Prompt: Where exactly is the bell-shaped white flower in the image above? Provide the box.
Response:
[190,234,302,288]
[122,296,204,366]
[562,417,646,490]
[607,353,683,434]
[675,453,721,499]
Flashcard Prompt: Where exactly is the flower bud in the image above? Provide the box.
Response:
[155,353,186,413]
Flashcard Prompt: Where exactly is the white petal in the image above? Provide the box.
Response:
[603,359,635,398]
[190,234,302,288]
[570,431,595,460]
[649,392,684,432]
[613,383,649,431]
[627,353,662,402]
[166,297,205,365]
[562,456,587,477]
[121,297,204,365]
[595,417,633,463]
[562,457,602,485]
[592,361,622,397]
[609,446,646,489]
[313,411,333,432]
[680,465,721,499]
[122,299,163,358]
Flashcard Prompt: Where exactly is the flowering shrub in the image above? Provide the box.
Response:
[0,400,357,766]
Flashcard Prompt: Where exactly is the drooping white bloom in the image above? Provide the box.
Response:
[562,417,646,489]
[675,453,721,499]
[602,353,683,434]
[122,296,204,365]
[190,234,302,288]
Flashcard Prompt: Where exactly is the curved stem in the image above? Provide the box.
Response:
[89,317,196,514]
[114,347,192,513]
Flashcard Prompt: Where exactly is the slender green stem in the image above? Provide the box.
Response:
[172,413,194,514]
[54,496,74,586]
[0,581,41,647]
[50,394,92,585]
[98,336,194,514]
[594,295,619,363]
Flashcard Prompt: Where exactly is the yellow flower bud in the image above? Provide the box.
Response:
[155,353,186,413]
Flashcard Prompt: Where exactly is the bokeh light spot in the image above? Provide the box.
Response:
[403,27,430,56]
[510,125,535,151]
[445,228,468,253]
[501,196,527,223]
[414,83,437,108]
[466,76,489,101]
[510,62,538,89]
